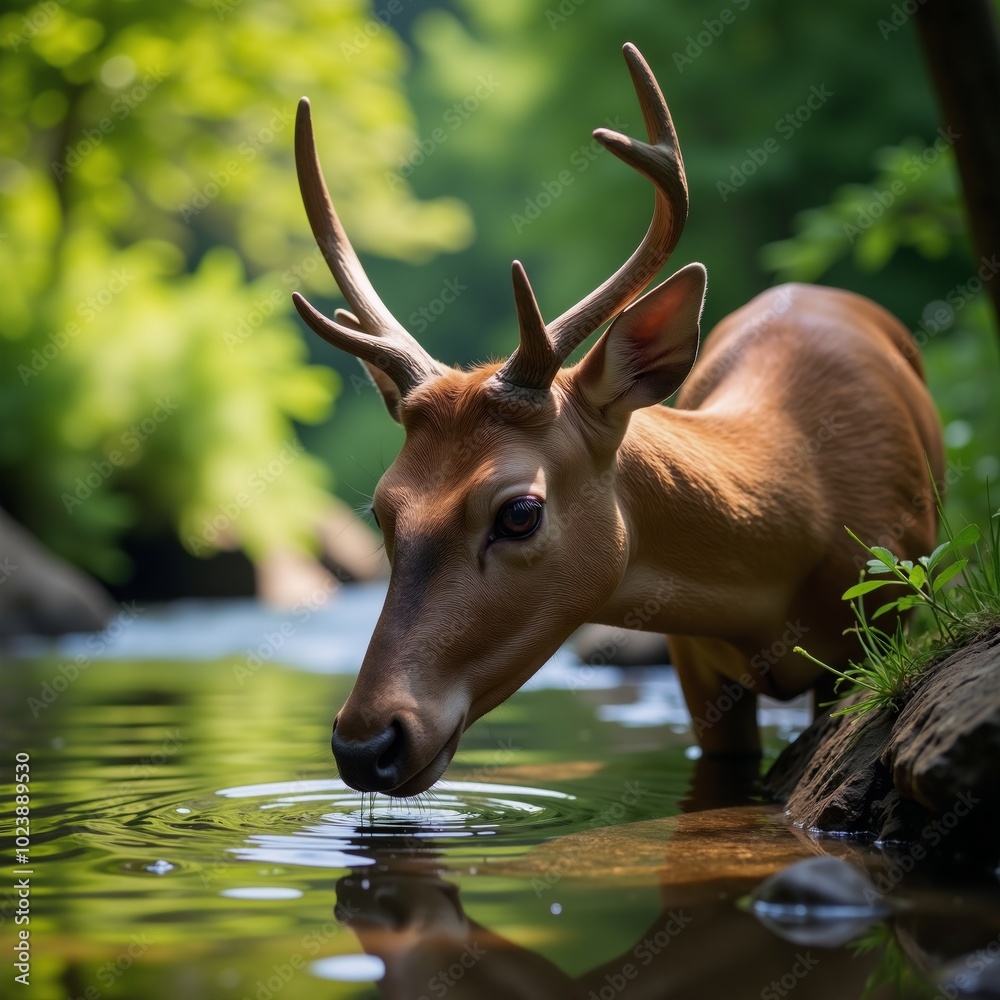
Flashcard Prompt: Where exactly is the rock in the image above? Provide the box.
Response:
[317,497,388,582]
[777,696,897,835]
[571,623,671,666]
[0,506,115,637]
[765,626,1000,852]
[763,694,845,803]
[886,629,1000,812]
[747,856,891,947]
[255,546,339,610]
[256,497,387,608]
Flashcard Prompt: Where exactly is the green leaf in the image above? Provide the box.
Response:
[907,564,926,588]
[866,560,895,574]
[869,545,898,568]
[843,579,898,600]
[953,523,982,548]
[925,541,953,570]
[872,600,901,620]
[932,559,968,592]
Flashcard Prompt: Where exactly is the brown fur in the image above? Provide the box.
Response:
[332,280,942,786]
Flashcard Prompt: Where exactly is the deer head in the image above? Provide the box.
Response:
[294,44,706,795]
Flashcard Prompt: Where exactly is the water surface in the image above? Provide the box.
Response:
[2,588,997,999]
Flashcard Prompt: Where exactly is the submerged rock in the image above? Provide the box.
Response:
[748,856,891,947]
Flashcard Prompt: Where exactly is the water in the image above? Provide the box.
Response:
[2,587,998,999]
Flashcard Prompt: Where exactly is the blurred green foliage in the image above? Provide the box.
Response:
[761,136,1000,528]
[0,0,471,579]
[308,0,999,537]
[2,0,998,584]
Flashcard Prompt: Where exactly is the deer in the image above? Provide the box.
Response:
[291,43,944,797]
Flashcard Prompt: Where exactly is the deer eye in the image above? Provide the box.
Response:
[491,496,543,542]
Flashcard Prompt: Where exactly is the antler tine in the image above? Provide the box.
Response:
[292,293,428,397]
[497,44,688,394]
[546,43,689,359]
[501,261,561,390]
[294,97,445,391]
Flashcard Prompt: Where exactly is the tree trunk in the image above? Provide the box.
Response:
[914,0,1000,341]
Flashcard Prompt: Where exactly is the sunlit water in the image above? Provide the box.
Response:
[2,586,998,999]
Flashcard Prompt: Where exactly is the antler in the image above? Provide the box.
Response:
[497,43,689,392]
[291,98,447,396]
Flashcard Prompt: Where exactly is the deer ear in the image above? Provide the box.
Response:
[360,360,403,422]
[574,263,706,417]
[334,309,403,422]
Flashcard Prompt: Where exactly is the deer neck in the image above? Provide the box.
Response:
[597,403,805,641]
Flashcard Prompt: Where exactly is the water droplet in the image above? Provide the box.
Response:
[176,807,191,815]
[145,860,175,875]
[550,902,563,915]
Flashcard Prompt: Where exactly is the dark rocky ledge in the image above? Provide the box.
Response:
[764,627,1000,855]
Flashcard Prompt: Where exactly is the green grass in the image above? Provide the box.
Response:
[794,484,1000,718]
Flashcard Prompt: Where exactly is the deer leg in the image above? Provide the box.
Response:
[668,634,761,757]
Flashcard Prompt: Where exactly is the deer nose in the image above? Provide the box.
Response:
[331,720,408,792]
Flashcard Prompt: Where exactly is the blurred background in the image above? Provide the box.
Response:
[1,0,997,626]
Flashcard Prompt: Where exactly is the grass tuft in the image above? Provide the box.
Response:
[794,482,1000,719]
